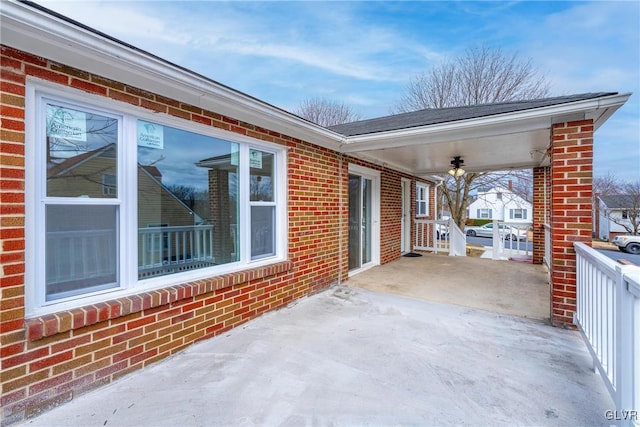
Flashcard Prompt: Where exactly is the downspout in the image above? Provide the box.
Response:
[338,153,344,285]
[434,179,444,253]
[434,180,444,220]
[543,167,548,224]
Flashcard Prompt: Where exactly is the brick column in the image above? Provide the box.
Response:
[550,119,594,327]
[208,169,233,264]
[532,166,549,264]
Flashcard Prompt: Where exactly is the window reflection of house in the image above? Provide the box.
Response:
[47,144,213,285]
[196,153,238,264]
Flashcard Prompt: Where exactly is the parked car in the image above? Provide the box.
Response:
[612,235,640,255]
[464,223,527,240]
[436,223,449,240]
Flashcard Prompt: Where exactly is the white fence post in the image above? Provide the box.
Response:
[574,242,640,426]
[492,220,504,260]
[448,218,466,257]
[616,267,640,426]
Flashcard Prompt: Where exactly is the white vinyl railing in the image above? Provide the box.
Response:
[138,225,214,274]
[448,219,466,257]
[414,219,465,256]
[491,221,532,260]
[414,219,450,253]
[46,228,116,285]
[574,242,640,426]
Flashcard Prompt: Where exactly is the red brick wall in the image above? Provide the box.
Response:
[549,120,594,327]
[532,166,550,264]
[0,45,416,424]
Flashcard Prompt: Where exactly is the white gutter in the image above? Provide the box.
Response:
[0,1,345,151]
[341,93,630,153]
[0,2,631,161]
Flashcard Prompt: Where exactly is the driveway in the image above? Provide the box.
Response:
[597,248,639,265]
[20,286,612,427]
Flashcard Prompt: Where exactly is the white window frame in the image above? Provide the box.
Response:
[509,208,527,220]
[477,208,492,219]
[25,80,287,317]
[348,164,381,275]
[101,173,117,196]
[416,183,429,217]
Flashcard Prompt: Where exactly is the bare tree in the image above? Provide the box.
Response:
[295,97,362,127]
[594,172,622,198]
[601,181,640,235]
[394,45,550,227]
[439,171,530,229]
[394,45,550,112]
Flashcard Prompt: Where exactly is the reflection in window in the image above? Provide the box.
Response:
[46,104,118,198]
[249,150,276,259]
[46,205,118,301]
[43,103,120,301]
[137,122,239,278]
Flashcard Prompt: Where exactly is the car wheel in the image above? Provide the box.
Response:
[626,243,640,255]
[467,230,476,237]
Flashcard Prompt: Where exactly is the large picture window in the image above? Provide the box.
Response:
[28,88,285,314]
[137,123,239,278]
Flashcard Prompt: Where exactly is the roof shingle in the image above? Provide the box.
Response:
[329,93,618,136]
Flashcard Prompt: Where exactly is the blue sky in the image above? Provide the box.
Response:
[41,1,640,181]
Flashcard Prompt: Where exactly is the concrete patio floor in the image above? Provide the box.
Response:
[20,286,612,427]
[347,253,550,320]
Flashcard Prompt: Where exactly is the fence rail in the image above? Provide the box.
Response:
[138,225,215,276]
[490,221,532,260]
[574,242,640,426]
[414,219,450,253]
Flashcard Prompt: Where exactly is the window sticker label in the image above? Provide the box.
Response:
[47,105,87,142]
[231,144,239,166]
[250,149,262,169]
[137,121,164,149]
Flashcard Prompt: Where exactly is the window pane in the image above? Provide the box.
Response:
[137,122,239,279]
[46,104,118,198]
[251,206,275,259]
[250,150,274,202]
[46,205,118,301]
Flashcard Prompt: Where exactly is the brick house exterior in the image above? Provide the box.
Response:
[0,3,629,424]
[0,21,436,425]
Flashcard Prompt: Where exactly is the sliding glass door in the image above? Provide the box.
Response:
[348,174,372,270]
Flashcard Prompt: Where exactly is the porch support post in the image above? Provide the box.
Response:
[532,166,549,265]
[550,119,594,327]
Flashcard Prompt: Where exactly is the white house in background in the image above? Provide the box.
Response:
[467,186,532,223]
[597,195,640,240]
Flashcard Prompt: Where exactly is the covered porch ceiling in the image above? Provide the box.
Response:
[334,93,630,177]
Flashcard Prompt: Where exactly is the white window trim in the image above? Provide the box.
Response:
[416,182,429,217]
[25,79,288,317]
[348,164,380,276]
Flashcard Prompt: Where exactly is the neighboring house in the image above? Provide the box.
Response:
[467,186,532,223]
[0,2,630,424]
[597,195,640,240]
